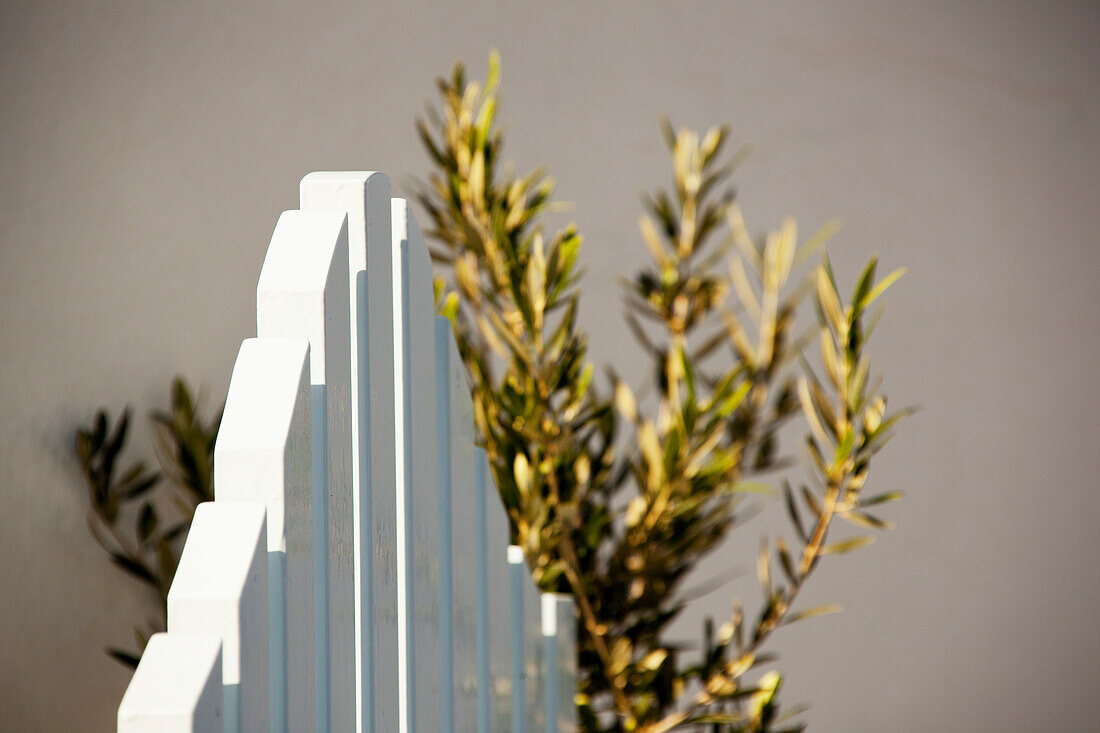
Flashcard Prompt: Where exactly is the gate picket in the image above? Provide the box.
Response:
[118,635,223,733]
[393,199,441,733]
[257,210,354,733]
[169,503,269,733]
[542,594,577,733]
[213,338,314,733]
[300,173,398,733]
[474,450,513,733]
[435,317,479,731]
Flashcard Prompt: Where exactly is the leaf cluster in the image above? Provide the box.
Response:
[418,53,909,732]
[74,378,220,668]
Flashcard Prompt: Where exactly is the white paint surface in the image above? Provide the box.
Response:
[507,545,546,733]
[257,210,354,733]
[541,594,576,733]
[117,634,223,733]
[392,198,441,733]
[300,171,399,733]
[214,337,314,733]
[475,449,513,733]
[523,569,545,731]
[503,541,525,730]
[168,502,269,733]
[434,316,479,732]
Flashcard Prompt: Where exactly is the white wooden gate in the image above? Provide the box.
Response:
[116,172,577,733]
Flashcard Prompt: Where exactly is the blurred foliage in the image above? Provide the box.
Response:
[419,52,909,731]
[74,378,220,668]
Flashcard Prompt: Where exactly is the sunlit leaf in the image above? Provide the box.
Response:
[822,536,875,555]
[782,604,842,625]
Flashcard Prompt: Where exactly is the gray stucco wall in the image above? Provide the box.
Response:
[2,1,1098,729]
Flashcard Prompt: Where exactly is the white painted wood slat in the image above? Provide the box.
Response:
[300,172,398,733]
[524,576,546,731]
[168,502,269,733]
[434,316,479,732]
[475,450,512,733]
[507,545,525,733]
[213,337,314,733]
[507,545,546,733]
[257,210,354,733]
[542,594,577,733]
[118,634,224,733]
[392,198,441,733]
